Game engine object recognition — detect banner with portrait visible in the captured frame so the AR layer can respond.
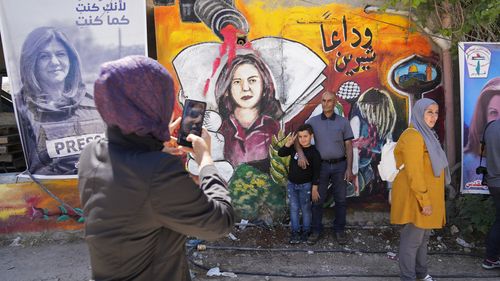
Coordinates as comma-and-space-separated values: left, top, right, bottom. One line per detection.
459, 42, 500, 194
0, 0, 147, 178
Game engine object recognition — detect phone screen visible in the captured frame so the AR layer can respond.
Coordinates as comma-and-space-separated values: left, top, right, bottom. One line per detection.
177, 99, 206, 147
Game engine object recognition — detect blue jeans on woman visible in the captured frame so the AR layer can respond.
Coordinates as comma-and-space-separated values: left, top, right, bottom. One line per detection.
287, 181, 312, 233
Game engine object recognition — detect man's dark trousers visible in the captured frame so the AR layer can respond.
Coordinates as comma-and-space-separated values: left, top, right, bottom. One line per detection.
311, 160, 347, 234
486, 186, 500, 260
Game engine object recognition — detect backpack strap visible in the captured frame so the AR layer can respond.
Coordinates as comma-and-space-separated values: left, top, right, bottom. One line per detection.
397, 127, 419, 171
479, 120, 495, 167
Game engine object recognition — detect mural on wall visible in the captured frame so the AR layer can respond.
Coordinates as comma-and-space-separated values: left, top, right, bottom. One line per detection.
0, 180, 82, 233
389, 55, 442, 114
349, 88, 397, 195
154, 0, 445, 221
0, 1, 448, 234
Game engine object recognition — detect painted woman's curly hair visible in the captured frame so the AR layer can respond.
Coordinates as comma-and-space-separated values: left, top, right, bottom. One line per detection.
357, 88, 397, 140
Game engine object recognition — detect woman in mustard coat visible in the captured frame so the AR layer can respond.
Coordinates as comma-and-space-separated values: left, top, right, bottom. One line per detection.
391, 98, 450, 281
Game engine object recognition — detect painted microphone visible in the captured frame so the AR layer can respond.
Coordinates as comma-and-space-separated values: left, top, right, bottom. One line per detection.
194, 0, 249, 41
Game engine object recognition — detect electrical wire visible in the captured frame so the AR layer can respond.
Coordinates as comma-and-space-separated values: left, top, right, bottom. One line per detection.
186, 240, 500, 279
194, 244, 483, 257
25, 171, 83, 218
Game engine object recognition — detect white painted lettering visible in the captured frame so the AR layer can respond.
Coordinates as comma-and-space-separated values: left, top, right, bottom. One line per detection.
46, 133, 105, 158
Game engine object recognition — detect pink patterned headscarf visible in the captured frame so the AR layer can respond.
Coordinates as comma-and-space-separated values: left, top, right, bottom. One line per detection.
94, 56, 175, 142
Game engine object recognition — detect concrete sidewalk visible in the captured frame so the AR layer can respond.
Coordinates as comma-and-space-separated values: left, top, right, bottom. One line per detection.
1, 229, 500, 281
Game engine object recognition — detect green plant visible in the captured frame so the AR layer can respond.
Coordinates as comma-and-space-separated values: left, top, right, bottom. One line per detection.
382, 0, 499, 54
447, 194, 495, 239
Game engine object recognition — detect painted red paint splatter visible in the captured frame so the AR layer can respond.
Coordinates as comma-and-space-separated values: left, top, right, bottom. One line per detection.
25, 195, 43, 219
203, 24, 253, 96
25, 195, 41, 207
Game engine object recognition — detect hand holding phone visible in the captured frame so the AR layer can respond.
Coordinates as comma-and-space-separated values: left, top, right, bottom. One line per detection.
178, 128, 213, 170
177, 99, 206, 148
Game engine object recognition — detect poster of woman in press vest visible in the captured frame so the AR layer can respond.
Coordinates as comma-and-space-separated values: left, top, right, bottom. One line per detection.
0, 0, 148, 178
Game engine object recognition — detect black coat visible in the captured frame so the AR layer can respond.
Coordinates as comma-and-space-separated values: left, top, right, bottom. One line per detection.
78, 127, 234, 281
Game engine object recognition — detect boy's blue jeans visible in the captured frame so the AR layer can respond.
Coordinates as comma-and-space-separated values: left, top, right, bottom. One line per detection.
287, 181, 312, 233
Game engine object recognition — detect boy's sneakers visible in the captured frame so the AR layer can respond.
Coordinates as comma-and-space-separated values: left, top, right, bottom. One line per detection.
482, 258, 500, 269
289, 232, 301, 244
417, 274, 435, 281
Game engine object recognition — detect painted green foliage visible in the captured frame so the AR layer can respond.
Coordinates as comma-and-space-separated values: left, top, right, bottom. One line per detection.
269, 129, 290, 187
229, 163, 286, 222
227, 129, 292, 223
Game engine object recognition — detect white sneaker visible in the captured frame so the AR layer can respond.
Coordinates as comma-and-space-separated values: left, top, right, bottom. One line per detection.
482, 258, 500, 269
418, 275, 435, 281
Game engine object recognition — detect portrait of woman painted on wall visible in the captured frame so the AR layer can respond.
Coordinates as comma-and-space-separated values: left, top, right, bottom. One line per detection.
215, 52, 283, 171
15, 27, 104, 176
463, 77, 500, 187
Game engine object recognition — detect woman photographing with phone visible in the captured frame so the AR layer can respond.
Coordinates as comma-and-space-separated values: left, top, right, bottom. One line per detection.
78, 56, 234, 281
390, 98, 450, 281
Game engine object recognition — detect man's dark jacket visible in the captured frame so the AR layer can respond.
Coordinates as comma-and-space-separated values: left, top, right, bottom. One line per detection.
78, 127, 234, 281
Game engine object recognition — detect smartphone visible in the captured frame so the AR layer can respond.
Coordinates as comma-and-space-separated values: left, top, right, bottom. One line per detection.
177, 99, 206, 147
